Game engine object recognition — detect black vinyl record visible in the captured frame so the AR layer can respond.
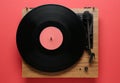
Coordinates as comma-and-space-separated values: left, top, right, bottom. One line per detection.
16, 4, 85, 72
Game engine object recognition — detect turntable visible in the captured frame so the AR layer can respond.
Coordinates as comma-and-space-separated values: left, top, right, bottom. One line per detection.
16, 4, 98, 78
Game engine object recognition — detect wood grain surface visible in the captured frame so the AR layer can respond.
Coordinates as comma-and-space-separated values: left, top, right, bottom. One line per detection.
22, 8, 98, 78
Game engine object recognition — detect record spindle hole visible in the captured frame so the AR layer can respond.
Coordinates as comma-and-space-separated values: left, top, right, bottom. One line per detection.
50, 37, 53, 41
39, 26, 63, 50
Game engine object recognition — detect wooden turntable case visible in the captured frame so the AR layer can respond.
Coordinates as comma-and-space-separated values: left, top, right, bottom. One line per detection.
22, 7, 98, 78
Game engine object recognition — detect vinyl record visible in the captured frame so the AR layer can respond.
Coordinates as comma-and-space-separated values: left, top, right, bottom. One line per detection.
16, 4, 85, 72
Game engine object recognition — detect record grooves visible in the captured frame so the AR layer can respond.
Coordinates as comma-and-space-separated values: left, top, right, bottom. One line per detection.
16, 4, 86, 72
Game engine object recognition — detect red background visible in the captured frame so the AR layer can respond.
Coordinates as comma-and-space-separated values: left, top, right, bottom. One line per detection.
0, 0, 120, 83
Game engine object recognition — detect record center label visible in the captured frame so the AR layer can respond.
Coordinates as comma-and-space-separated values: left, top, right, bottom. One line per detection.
39, 26, 63, 50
